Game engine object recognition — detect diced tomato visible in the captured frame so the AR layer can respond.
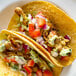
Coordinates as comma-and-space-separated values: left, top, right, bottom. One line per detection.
60, 56, 69, 61
29, 23, 35, 37
24, 49, 28, 54
19, 26, 24, 32
28, 60, 35, 67
29, 23, 41, 38
43, 70, 53, 76
30, 29, 41, 38
37, 18, 46, 28
29, 23, 35, 33
24, 65, 32, 74
10, 58, 17, 64
28, 73, 32, 76
36, 69, 42, 76
47, 47, 52, 53
4, 57, 10, 63
4, 57, 17, 64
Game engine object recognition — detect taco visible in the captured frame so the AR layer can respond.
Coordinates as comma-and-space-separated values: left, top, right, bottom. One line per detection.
0, 29, 62, 76
8, 1, 76, 67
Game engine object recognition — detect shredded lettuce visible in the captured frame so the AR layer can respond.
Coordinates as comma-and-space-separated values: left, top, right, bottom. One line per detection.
0, 44, 5, 52
0, 40, 9, 52
6, 56, 27, 71
30, 50, 51, 70
30, 50, 41, 63
22, 24, 28, 31
17, 23, 21, 27
10, 63, 19, 70
15, 56, 27, 65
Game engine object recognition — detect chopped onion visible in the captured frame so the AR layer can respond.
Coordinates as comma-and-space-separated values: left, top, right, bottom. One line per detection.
15, 56, 26, 65
19, 64, 22, 69
35, 23, 39, 29
43, 24, 50, 30
32, 18, 36, 24
36, 14, 45, 19
40, 40, 44, 45
64, 35, 71, 40
36, 37, 43, 42
28, 14, 33, 20
20, 15, 23, 22
51, 51, 58, 57
17, 59, 25, 65
23, 44, 28, 49
1, 40, 7, 44
43, 24, 47, 30
36, 37, 47, 48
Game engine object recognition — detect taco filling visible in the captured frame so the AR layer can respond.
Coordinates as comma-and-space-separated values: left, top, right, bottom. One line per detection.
15, 7, 72, 62
0, 33, 53, 76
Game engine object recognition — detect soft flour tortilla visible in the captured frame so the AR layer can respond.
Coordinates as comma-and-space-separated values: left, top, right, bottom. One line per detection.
1, 29, 62, 76
8, 1, 76, 67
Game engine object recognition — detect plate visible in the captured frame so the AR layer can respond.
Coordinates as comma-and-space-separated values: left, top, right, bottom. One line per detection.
0, 0, 76, 76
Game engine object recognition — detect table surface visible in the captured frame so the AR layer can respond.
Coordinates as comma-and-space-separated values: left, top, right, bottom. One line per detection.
0, 0, 76, 76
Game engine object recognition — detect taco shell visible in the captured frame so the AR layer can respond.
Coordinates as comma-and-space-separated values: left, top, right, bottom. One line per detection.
8, 1, 76, 67
0, 29, 62, 76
